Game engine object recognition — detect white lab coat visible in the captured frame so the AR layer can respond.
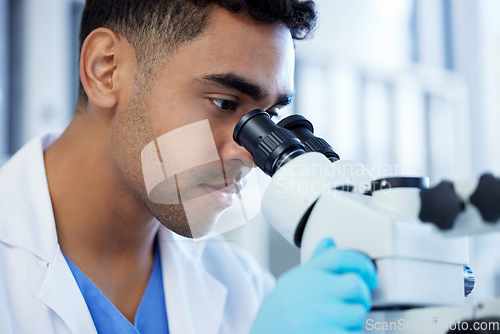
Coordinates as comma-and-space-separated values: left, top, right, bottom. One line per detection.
0, 133, 274, 334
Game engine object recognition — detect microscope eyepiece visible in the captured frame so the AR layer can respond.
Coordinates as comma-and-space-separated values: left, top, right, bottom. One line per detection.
233, 110, 306, 176
278, 115, 340, 162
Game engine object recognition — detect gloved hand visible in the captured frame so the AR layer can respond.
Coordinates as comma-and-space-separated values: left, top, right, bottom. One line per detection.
250, 238, 378, 334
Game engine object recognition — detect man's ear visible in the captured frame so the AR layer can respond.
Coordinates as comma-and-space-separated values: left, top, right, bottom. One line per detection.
80, 28, 134, 109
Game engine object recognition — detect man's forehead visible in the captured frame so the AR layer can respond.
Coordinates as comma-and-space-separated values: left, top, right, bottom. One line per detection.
154, 5, 295, 100
199, 5, 295, 54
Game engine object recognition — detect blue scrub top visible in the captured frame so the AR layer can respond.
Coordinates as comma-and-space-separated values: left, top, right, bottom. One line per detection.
63, 240, 169, 334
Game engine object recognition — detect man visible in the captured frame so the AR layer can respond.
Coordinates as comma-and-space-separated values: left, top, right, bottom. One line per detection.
0, 1, 377, 333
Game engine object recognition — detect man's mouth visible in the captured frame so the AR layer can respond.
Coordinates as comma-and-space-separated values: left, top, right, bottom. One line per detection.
206, 179, 243, 190
200, 181, 241, 208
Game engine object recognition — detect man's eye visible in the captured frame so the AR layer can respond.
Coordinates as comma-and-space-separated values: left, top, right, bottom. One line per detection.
267, 111, 278, 119
265, 109, 279, 119
210, 98, 237, 111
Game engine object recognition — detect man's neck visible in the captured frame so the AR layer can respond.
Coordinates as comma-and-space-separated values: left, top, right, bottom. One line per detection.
44, 112, 159, 320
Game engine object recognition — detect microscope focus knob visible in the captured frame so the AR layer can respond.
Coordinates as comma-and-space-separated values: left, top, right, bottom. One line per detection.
419, 181, 465, 230
469, 173, 500, 223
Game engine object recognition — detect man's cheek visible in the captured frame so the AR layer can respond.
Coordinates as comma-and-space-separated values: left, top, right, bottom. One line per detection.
140, 119, 222, 204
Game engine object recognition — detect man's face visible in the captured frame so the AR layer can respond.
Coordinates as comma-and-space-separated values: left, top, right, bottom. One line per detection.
109, 6, 295, 238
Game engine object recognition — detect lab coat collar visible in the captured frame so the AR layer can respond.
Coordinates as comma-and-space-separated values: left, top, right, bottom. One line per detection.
38, 248, 97, 334
158, 225, 209, 263
0, 133, 98, 333
158, 227, 228, 334
0, 134, 60, 263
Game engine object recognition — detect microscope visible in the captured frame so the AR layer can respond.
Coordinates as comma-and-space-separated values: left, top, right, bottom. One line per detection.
233, 110, 500, 334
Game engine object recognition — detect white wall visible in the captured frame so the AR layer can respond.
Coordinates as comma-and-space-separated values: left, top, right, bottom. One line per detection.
477, 0, 500, 174
293, 0, 475, 183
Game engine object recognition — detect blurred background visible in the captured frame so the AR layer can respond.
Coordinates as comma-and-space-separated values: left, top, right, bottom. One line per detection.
1, 0, 499, 302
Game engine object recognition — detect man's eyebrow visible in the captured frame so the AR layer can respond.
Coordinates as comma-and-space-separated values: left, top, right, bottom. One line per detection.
200, 73, 267, 101
199, 73, 294, 106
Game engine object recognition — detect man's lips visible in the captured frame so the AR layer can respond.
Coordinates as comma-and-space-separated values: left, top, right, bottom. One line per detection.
201, 182, 241, 208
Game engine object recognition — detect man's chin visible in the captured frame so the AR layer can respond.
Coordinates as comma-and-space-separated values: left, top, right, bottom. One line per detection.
154, 207, 221, 239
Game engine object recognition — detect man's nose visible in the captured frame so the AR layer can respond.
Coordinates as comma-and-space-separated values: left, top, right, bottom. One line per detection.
219, 137, 256, 169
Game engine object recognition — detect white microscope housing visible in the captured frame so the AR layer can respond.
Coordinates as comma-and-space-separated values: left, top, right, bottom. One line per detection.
233, 110, 500, 332
262, 152, 469, 308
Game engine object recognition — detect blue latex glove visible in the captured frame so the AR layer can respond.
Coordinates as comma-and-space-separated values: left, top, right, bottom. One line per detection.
250, 238, 378, 334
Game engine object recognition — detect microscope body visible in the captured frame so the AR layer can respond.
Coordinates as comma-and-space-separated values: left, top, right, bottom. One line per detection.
233, 110, 500, 333
261, 152, 469, 308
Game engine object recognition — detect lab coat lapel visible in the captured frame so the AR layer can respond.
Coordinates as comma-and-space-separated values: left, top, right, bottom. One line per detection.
0, 135, 96, 333
0, 134, 60, 261
38, 249, 97, 334
158, 228, 228, 334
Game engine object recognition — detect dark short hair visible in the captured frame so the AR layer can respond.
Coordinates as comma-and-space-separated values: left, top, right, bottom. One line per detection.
77, 0, 317, 103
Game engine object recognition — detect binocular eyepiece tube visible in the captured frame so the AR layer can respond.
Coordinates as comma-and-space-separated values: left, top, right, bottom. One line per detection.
233, 109, 340, 176
277, 115, 340, 163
